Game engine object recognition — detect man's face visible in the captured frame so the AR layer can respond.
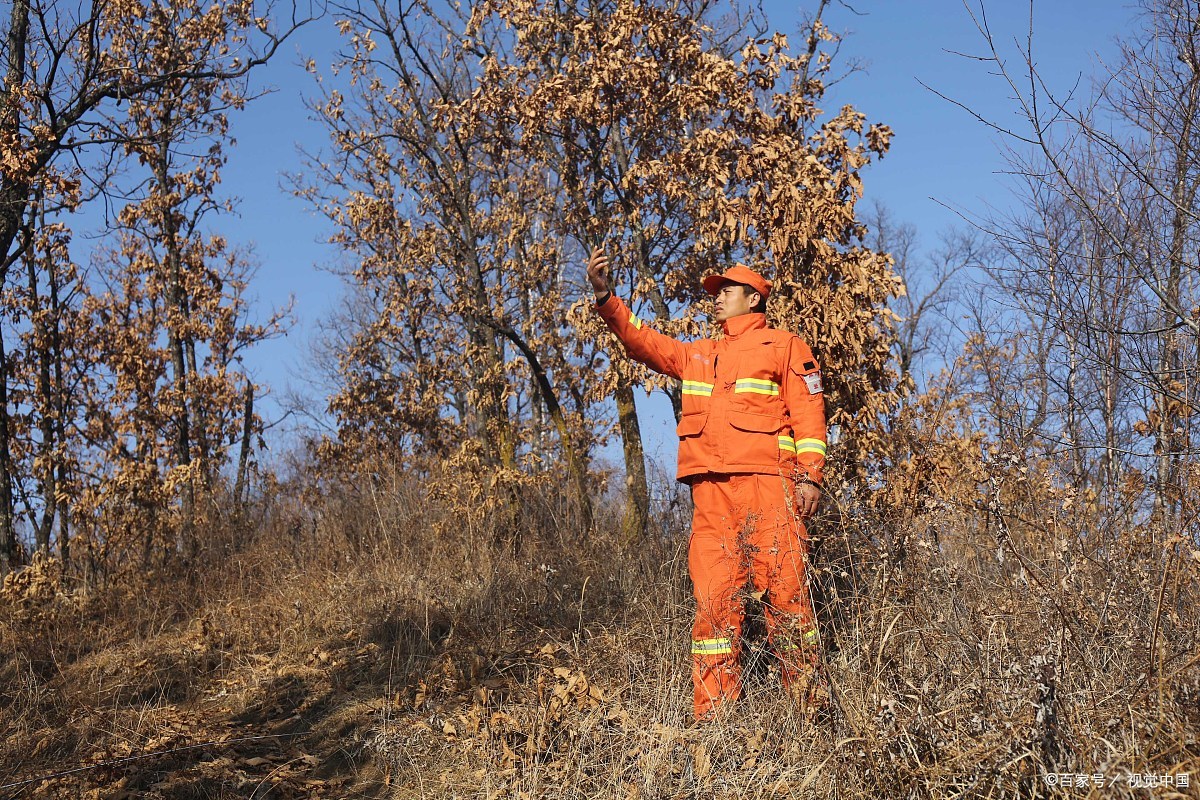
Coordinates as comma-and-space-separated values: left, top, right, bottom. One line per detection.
714, 283, 759, 323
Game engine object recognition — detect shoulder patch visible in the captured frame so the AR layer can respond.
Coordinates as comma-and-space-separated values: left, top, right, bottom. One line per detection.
802, 360, 816, 372
803, 372, 823, 395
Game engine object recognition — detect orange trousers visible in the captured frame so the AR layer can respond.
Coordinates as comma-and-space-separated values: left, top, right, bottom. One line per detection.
688, 473, 817, 718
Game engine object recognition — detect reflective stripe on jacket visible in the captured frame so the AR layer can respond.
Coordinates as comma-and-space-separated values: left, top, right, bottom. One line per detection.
596, 294, 826, 484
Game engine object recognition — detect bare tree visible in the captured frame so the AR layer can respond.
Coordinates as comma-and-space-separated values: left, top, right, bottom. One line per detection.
863, 201, 980, 394
943, 0, 1200, 525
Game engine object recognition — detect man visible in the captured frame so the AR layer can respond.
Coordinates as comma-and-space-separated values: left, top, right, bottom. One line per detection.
586, 247, 827, 720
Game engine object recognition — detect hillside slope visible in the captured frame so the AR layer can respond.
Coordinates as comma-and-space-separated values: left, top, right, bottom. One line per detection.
2, 476, 1198, 798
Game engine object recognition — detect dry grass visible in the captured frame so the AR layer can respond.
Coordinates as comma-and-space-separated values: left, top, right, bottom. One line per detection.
1, 460, 1198, 799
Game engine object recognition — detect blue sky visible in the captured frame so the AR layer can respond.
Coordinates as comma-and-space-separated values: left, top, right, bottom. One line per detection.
207, 0, 1131, 472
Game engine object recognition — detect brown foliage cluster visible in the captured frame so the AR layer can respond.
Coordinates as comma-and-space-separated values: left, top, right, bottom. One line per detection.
306, 0, 901, 502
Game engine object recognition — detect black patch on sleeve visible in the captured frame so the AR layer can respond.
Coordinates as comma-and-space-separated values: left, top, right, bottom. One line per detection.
803, 360, 816, 371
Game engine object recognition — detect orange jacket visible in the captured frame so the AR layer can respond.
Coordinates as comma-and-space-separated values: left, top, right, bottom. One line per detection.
597, 294, 827, 484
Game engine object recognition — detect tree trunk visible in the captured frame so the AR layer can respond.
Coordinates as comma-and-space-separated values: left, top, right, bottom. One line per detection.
493, 320, 593, 527
234, 381, 254, 507
0, 323, 14, 575
1102, 277, 1122, 497
615, 381, 649, 541
0, 0, 30, 275
1153, 39, 1200, 527
156, 126, 195, 557
0, 0, 29, 576
49, 242, 70, 565
185, 337, 212, 492
458, 216, 516, 469
26, 209, 55, 554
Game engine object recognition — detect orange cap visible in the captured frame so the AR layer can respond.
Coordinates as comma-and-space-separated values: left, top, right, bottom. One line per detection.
702, 264, 772, 299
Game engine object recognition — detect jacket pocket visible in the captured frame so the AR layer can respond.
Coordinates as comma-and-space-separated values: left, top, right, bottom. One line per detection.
728, 410, 782, 434
726, 410, 783, 468
676, 412, 709, 438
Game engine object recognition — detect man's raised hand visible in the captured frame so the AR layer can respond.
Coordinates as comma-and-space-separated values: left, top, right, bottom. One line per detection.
586, 247, 610, 298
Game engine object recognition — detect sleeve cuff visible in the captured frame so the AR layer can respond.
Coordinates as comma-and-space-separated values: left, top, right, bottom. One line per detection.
792, 464, 823, 486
